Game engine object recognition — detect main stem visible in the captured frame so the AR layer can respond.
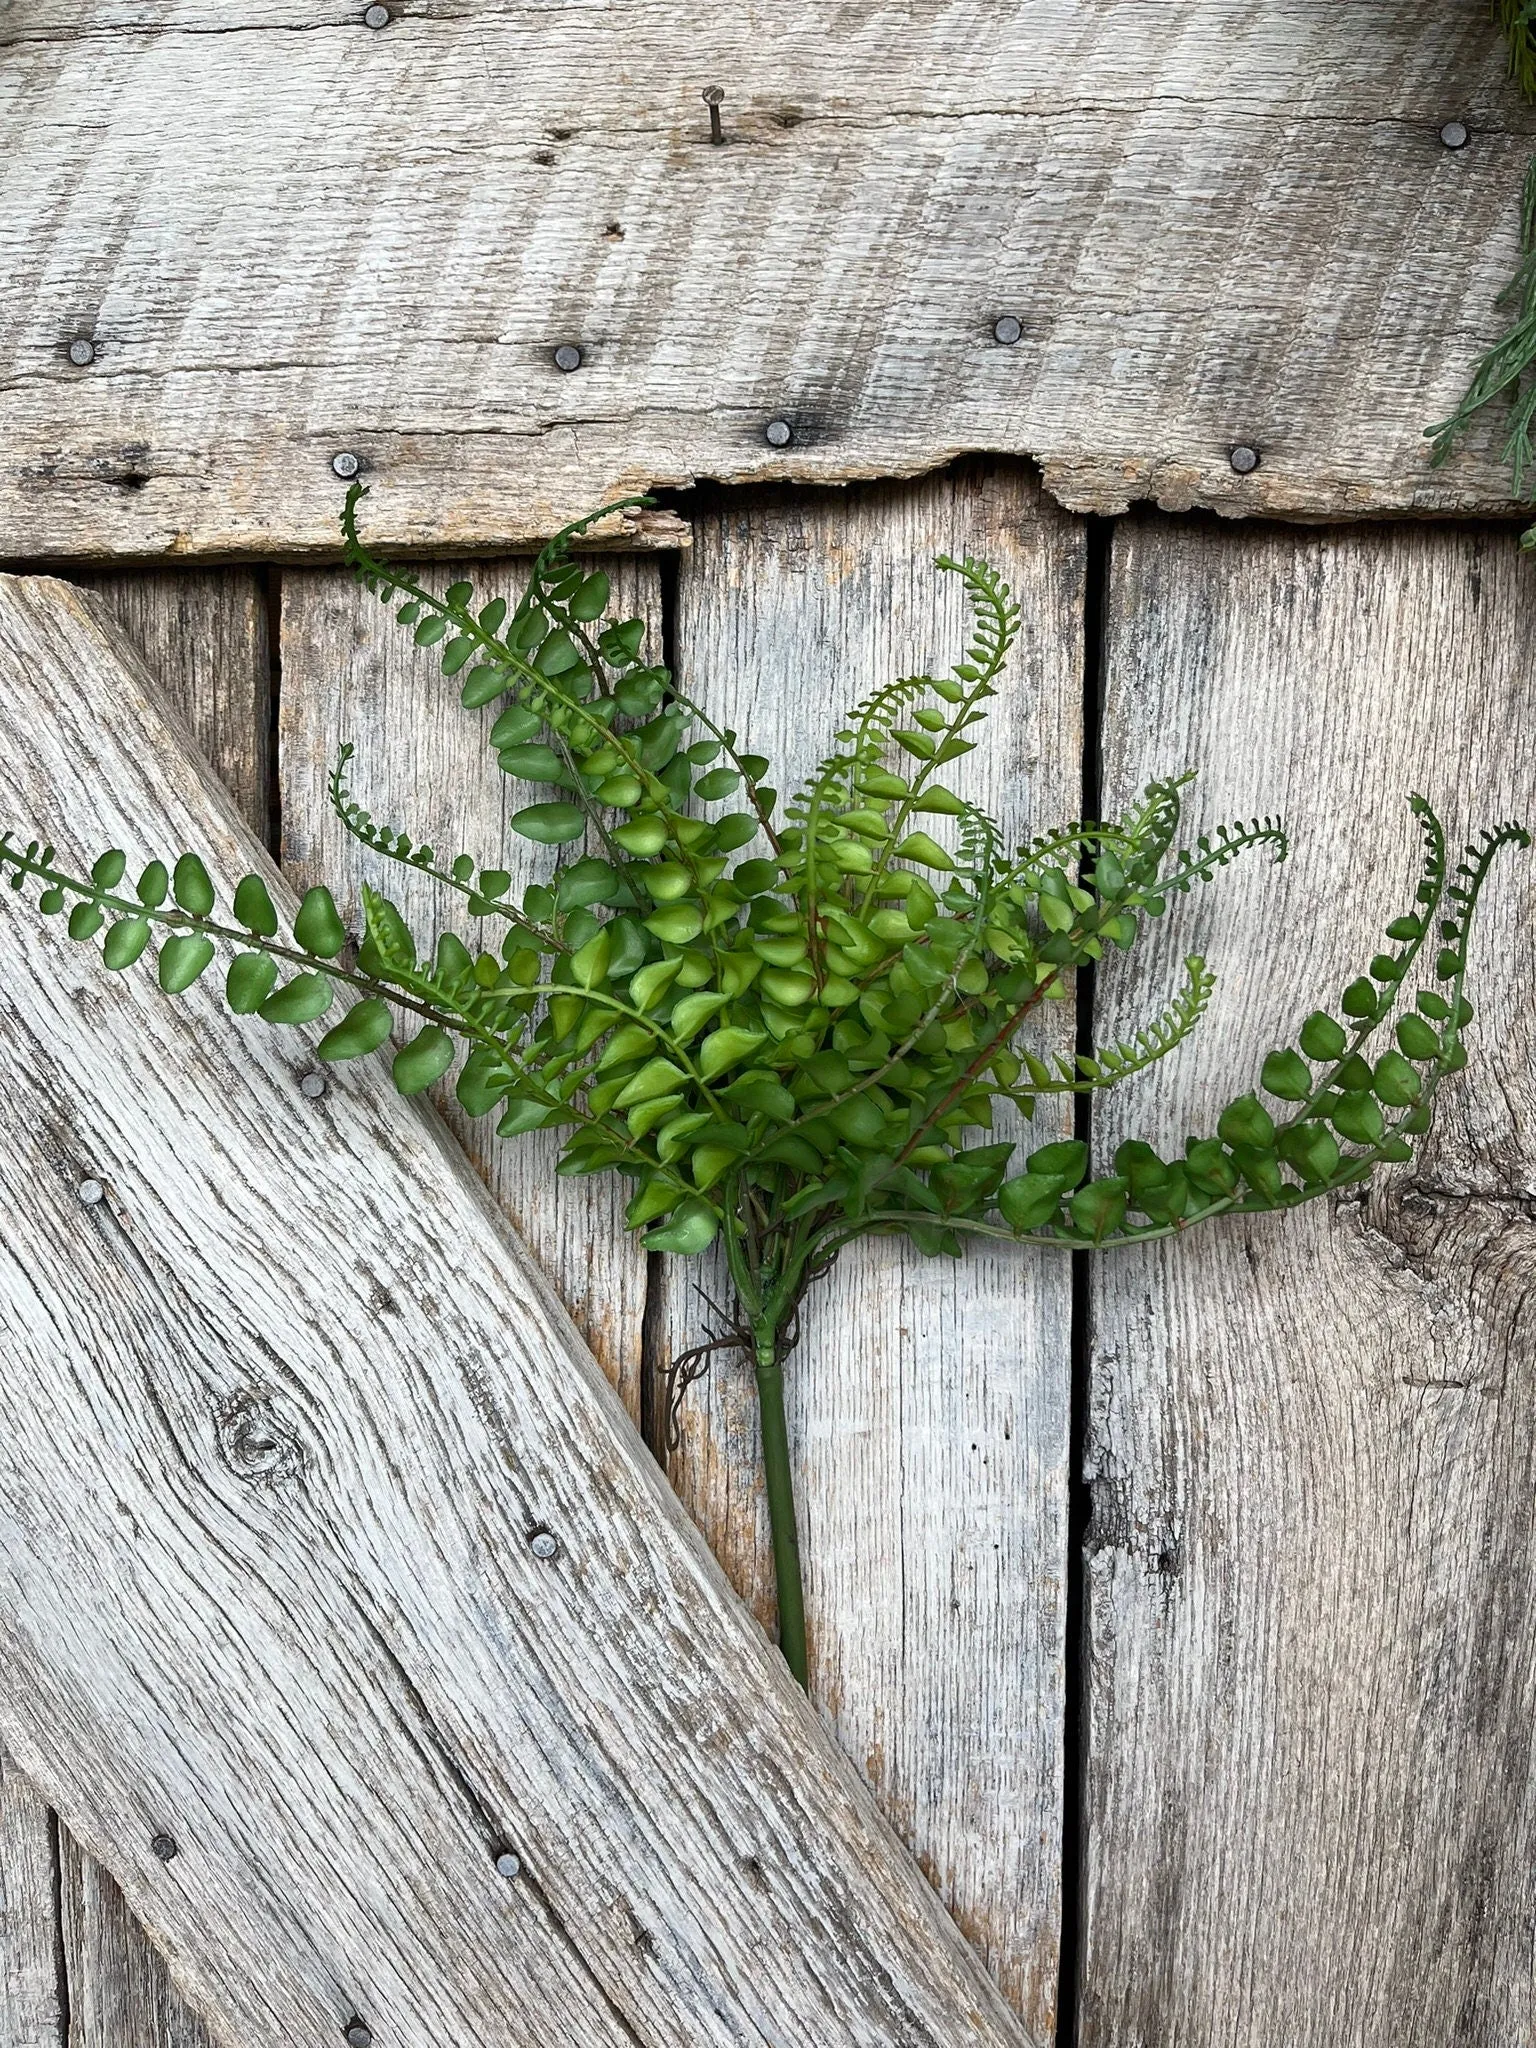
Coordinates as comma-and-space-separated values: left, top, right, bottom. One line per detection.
752, 1315, 809, 1689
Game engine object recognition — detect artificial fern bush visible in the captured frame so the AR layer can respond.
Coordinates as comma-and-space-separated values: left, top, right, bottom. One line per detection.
0, 492, 1526, 1686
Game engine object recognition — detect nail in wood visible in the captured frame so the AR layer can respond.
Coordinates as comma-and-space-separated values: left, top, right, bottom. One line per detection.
703, 86, 725, 144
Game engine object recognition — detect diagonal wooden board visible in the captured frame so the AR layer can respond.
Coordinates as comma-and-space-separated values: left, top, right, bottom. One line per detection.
0, 575, 1036, 2048
2, 2, 1534, 556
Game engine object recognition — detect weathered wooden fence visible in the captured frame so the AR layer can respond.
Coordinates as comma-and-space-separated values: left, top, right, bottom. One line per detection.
3, 3, 1535, 2045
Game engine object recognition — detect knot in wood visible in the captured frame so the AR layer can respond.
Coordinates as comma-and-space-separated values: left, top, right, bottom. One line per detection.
214, 1390, 306, 1488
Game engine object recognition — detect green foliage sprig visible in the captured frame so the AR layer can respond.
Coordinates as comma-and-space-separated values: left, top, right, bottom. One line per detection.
0, 491, 1525, 1685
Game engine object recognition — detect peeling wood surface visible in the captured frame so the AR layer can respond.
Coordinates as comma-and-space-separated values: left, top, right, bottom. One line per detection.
1084, 519, 1536, 2046
278, 555, 658, 1415
0, 574, 1035, 2048
0, 1756, 60, 2048
2, 2, 1534, 555
658, 468, 1080, 2035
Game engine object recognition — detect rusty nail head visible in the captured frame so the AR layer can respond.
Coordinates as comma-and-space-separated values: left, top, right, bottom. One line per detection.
765, 418, 792, 448
363, 3, 391, 23
495, 1849, 522, 1878
992, 314, 1022, 346
150, 1832, 178, 1862
553, 343, 583, 372
77, 1178, 105, 1207
331, 450, 362, 479
528, 1528, 560, 1560
300, 1072, 328, 1100
1439, 120, 1469, 150
1229, 443, 1260, 475
67, 337, 96, 366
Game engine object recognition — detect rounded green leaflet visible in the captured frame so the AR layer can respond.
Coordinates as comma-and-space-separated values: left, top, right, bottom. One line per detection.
1216, 1093, 1276, 1150
226, 952, 278, 1013
1260, 1048, 1312, 1101
698, 1025, 766, 1080
1396, 1013, 1440, 1060
498, 1097, 552, 1137
644, 1196, 719, 1256
158, 934, 216, 994
830, 1095, 884, 1145
1299, 1010, 1347, 1061
510, 802, 586, 845
489, 703, 541, 748
998, 1171, 1065, 1231
1331, 1093, 1385, 1145
233, 873, 280, 937
1231, 1144, 1283, 1203
294, 886, 348, 959
462, 664, 511, 709
626, 1176, 681, 1229
37, 888, 65, 915
259, 974, 334, 1025
568, 569, 610, 621
695, 767, 740, 802
393, 1025, 456, 1095
317, 999, 394, 1062
1026, 1138, 1088, 1187
646, 903, 705, 946
1341, 976, 1378, 1018
570, 928, 611, 990
614, 816, 668, 856
91, 849, 127, 889
891, 831, 955, 872
500, 742, 568, 783
172, 854, 216, 916
136, 861, 169, 909
1372, 1051, 1421, 1106
102, 917, 151, 971
68, 902, 105, 942
1279, 1120, 1340, 1184
1070, 1176, 1128, 1241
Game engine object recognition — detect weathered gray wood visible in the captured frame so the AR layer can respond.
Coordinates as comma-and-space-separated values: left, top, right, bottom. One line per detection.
0, 574, 1036, 2048
2, 4, 1532, 555
659, 468, 1080, 2034
279, 556, 658, 1414
1084, 519, 1536, 2046
60, 1842, 216, 2048
0, 1755, 60, 2048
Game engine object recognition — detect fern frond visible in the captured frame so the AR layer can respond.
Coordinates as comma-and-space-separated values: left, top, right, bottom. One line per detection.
1021, 955, 1216, 1094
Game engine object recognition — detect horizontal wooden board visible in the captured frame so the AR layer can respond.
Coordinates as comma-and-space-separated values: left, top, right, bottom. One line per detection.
2, 3, 1533, 554
659, 469, 1080, 2036
0, 574, 1034, 2048
1083, 519, 1536, 2046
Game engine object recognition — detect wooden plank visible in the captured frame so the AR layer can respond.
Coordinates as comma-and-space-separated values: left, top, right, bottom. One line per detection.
0, 574, 1035, 2048
59, 1843, 216, 2048
278, 555, 657, 1415
1083, 519, 1536, 2045
0, 1754, 61, 2048
2, 5, 1533, 556
658, 468, 1081, 2035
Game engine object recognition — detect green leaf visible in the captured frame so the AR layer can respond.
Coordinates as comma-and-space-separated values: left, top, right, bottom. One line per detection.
226, 951, 279, 1013
1217, 1093, 1276, 1150
1372, 1051, 1421, 1106
892, 831, 955, 871
569, 570, 610, 621
998, 1172, 1064, 1231
158, 934, 216, 994
614, 816, 669, 856
644, 1197, 719, 1256
615, 1057, 690, 1108
1278, 1121, 1340, 1184
102, 918, 151, 970
699, 1025, 766, 1080
645, 903, 704, 945
570, 928, 611, 989
1331, 1093, 1385, 1145
393, 1025, 456, 1095
91, 850, 127, 889
510, 802, 587, 845
489, 704, 541, 748
499, 743, 570, 784
294, 885, 348, 958
671, 991, 728, 1042
1341, 977, 1378, 1018
1070, 1176, 1128, 1241
233, 874, 280, 937
1185, 1138, 1238, 1195
1395, 1014, 1440, 1061
695, 768, 740, 801
1260, 1049, 1312, 1101
172, 854, 216, 916
1026, 1138, 1088, 1187
136, 861, 169, 909
498, 1098, 553, 1137
68, 902, 105, 942
259, 973, 334, 1025
1298, 1011, 1347, 1061
317, 999, 394, 1062
911, 785, 965, 816
631, 957, 683, 1011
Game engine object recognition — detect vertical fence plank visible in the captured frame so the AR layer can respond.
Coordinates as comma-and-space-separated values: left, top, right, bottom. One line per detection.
657, 467, 1083, 2033
278, 557, 659, 1417
11, 568, 272, 2048
1, 1754, 60, 2048
1085, 520, 1536, 2047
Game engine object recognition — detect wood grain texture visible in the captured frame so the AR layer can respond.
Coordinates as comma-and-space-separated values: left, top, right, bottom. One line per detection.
278, 555, 656, 1414
1083, 518, 1536, 2046
658, 468, 1081, 2035
0, 1755, 61, 2048
60, 1843, 215, 2048
0, 574, 1036, 2048
2, 2, 1533, 555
